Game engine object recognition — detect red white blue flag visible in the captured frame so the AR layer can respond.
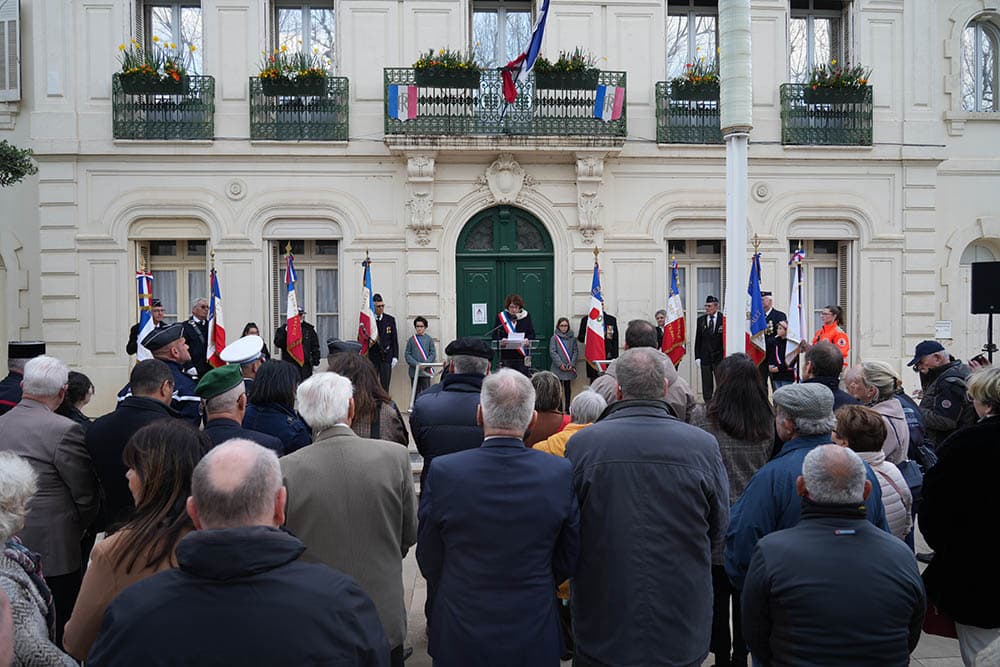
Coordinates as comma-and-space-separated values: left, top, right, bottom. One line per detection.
502, 0, 551, 103
593, 85, 624, 121
585, 259, 606, 370
745, 253, 767, 365
135, 270, 155, 361
358, 256, 377, 355
388, 85, 418, 121
207, 267, 226, 368
662, 259, 686, 365
285, 252, 305, 366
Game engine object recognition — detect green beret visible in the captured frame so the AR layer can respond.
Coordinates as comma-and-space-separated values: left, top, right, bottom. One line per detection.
195, 364, 245, 399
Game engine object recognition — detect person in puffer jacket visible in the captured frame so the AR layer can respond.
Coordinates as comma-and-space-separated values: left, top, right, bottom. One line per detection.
834, 405, 912, 541
845, 361, 911, 464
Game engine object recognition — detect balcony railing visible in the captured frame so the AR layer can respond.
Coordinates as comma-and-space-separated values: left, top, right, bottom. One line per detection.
654, 81, 723, 144
112, 74, 215, 140
383, 68, 627, 138
249, 77, 349, 141
780, 83, 873, 146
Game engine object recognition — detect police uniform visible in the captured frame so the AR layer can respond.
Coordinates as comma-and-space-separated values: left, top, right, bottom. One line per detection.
117, 324, 201, 426
220, 335, 265, 399
0, 341, 46, 415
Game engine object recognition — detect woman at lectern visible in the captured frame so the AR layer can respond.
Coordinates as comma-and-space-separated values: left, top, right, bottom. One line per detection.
493, 293, 536, 376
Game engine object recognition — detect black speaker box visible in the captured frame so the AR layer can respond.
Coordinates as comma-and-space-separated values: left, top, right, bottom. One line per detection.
971, 261, 1000, 313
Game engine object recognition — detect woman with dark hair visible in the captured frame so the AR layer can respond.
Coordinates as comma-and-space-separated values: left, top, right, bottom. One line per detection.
326, 352, 409, 447
404, 316, 436, 398
492, 293, 536, 376
55, 371, 94, 430
549, 317, 578, 412
241, 322, 271, 361
525, 371, 570, 447
63, 421, 210, 660
243, 360, 312, 454
690, 352, 773, 667
811, 304, 850, 363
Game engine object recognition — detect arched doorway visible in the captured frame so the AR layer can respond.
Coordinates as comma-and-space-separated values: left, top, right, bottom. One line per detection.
456, 206, 554, 371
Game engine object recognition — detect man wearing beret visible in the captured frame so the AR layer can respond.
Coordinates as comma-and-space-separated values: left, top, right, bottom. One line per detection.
0, 341, 46, 415
197, 365, 285, 454
694, 296, 725, 401
117, 323, 201, 427
125, 298, 167, 357
725, 383, 890, 593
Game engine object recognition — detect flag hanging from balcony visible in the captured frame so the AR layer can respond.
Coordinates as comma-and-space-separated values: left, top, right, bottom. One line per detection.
661, 259, 686, 365
285, 250, 305, 367
501, 0, 551, 103
786, 247, 807, 367
593, 85, 624, 121
358, 255, 378, 355
584, 255, 606, 371
135, 270, 155, 361
745, 253, 767, 365
206, 264, 226, 368
388, 85, 418, 121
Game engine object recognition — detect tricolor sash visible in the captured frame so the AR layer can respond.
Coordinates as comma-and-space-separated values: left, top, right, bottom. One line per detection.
555, 335, 573, 365
499, 311, 527, 357
412, 335, 434, 375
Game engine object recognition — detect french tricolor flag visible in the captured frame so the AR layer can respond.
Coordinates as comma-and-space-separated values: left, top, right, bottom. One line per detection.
593, 85, 624, 122
388, 85, 418, 121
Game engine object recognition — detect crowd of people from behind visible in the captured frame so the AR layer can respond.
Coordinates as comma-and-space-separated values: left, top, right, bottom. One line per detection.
0, 286, 998, 666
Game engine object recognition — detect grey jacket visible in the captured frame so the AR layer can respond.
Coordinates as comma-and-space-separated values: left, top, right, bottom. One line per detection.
0, 399, 99, 575
0, 553, 77, 666
566, 400, 730, 667
280, 424, 417, 649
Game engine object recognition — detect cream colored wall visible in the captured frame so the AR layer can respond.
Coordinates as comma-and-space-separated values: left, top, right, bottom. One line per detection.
1, 0, 998, 411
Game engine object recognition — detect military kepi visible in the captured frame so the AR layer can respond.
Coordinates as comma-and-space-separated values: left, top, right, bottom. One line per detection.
7, 341, 46, 359
195, 364, 245, 399
220, 335, 264, 365
141, 322, 185, 352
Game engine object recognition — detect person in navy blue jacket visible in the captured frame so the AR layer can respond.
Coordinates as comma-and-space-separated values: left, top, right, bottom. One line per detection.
243, 360, 311, 455
417, 369, 580, 667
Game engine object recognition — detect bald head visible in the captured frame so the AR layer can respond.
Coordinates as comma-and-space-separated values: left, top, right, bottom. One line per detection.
188, 439, 285, 529
799, 444, 870, 505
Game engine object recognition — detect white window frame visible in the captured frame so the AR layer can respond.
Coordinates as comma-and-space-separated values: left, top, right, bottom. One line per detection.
273, 0, 336, 71
471, 0, 533, 69
789, 0, 848, 83
141, 239, 209, 325
142, 1, 203, 74
963, 16, 1000, 112
788, 239, 851, 341
666, 0, 719, 81
271, 240, 340, 352
0, 0, 21, 102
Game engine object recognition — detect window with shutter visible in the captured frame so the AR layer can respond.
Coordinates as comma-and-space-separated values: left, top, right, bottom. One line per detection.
0, 0, 21, 103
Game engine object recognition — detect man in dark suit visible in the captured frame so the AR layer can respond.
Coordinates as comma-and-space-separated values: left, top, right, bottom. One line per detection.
274, 309, 322, 381
182, 297, 211, 378
367, 293, 399, 391
125, 298, 167, 357
117, 323, 201, 427
0, 355, 99, 646
759, 291, 787, 385
0, 341, 46, 415
577, 311, 619, 381
196, 365, 284, 454
87, 359, 181, 528
694, 295, 725, 401
417, 368, 580, 666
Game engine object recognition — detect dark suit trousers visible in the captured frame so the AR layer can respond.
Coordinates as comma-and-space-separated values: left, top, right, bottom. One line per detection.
376, 360, 392, 391
46, 569, 82, 649
701, 362, 717, 402
711, 563, 747, 665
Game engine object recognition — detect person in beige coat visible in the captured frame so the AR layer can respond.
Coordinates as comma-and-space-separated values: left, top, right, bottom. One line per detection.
280, 371, 417, 667
0, 355, 99, 646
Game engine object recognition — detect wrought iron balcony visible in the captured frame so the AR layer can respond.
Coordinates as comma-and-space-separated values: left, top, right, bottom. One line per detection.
249, 77, 349, 141
112, 74, 215, 140
383, 68, 627, 138
655, 81, 723, 144
780, 83, 873, 146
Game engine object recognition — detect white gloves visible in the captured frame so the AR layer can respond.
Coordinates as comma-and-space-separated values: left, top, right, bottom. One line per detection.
391, 357, 398, 369
695, 358, 701, 367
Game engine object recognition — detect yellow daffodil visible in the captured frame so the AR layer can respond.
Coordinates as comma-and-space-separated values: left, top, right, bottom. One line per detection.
152, 35, 159, 43
280, 44, 288, 52
831, 59, 837, 65
189, 44, 197, 52
118, 44, 126, 51
313, 47, 318, 53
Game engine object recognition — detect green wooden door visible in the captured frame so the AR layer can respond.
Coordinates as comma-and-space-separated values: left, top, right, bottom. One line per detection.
456, 206, 554, 371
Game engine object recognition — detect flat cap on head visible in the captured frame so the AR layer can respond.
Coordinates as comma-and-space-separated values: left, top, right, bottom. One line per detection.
141, 322, 185, 351
220, 335, 264, 365
195, 364, 245, 399
445, 337, 492, 360
772, 382, 834, 420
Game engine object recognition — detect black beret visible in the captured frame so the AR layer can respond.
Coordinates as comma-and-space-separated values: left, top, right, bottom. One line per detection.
327, 337, 363, 354
7, 341, 46, 359
705, 295, 719, 304
760, 291, 772, 297
444, 337, 492, 360
141, 322, 184, 351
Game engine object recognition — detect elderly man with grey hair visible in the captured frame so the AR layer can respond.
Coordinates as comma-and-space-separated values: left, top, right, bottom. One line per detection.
87, 439, 389, 666
534, 390, 606, 458
0, 355, 98, 647
281, 372, 416, 667
418, 369, 579, 666
741, 445, 925, 665
182, 296, 211, 379
725, 383, 891, 593
566, 347, 729, 666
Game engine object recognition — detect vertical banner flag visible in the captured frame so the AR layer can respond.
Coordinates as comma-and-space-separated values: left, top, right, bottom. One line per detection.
387, 85, 418, 121
358, 255, 378, 355
593, 84, 625, 122
285, 249, 305, 366
135, 270, 155, 361
745, 253, 767, 365
662, 259, 686, 364
786, 247, 806, 366
206, 265, 226, 368
501, 0, 551, 103
585, 256, 606, 370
